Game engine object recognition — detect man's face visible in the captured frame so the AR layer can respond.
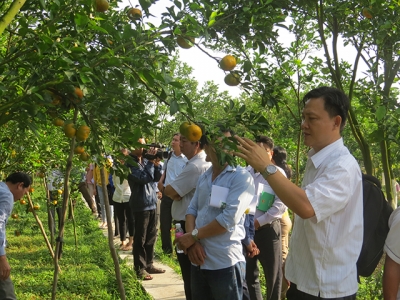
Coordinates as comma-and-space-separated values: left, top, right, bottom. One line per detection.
180, 136, 197, 159
14, 183, 29, 201
171, 135, 180, 152
131, 138, 145, 157
301, 97, 339, 152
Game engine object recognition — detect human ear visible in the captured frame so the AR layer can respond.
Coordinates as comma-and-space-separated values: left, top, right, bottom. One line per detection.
334, 115, 342, 129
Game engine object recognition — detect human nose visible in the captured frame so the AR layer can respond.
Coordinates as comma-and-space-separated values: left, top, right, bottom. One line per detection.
301, 118, 307, 130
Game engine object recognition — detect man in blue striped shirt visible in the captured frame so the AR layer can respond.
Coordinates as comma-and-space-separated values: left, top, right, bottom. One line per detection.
175, 132, 255, 300
0, 172, 31, 299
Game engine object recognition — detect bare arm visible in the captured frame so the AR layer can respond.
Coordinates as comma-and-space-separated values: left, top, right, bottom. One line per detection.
164, 184, 182, 200
383, 255, 400, 300
234, 136, 315, 219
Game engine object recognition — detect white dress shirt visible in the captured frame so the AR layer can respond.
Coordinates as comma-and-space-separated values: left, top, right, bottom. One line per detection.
246, 166, 287, 226
285, 138, 363, 298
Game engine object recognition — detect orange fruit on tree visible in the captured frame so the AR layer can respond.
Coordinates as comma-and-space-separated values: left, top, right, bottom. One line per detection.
74, 146, 85, 154
52, 200, 58, 205
74, 87, 84, 99
177, 36, 195, 49
29, 187, 34, 193
76, 125, 90, 141
95, 0, 109, 12
362, 8, 373, 19
179, 121, 191, 136
57, 189, 63, 195
80, 152, 90, 161
33, 204, 40, 210
11, 213, 18, 219
19, 199, 27, 205
52, 96, 61, 105
53, 118, 64, 126
220, 55, 237, 71
127, 7, 142, 20
186, 124, 202, 142
64, 123, 76, 138
224, 73, 241, 86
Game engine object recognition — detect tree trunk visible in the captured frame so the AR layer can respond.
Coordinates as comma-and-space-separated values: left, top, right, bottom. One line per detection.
100, 168, 126, 300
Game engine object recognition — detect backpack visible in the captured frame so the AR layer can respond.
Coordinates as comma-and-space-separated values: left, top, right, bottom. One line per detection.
356, 174, 394, 278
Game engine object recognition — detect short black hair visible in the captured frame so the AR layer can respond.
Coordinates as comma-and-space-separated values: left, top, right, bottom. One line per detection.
255, 135, 274, 150
6, 172, 32, 187
302, 86, 349, 132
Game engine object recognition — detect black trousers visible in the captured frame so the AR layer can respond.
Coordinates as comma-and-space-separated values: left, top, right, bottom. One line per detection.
114, 202, 135, 241
160, 194, 174, 254
287, 283, 357, 300
133, 209, 157, 274
175, 220, 192, 300
246, 220, 282, 300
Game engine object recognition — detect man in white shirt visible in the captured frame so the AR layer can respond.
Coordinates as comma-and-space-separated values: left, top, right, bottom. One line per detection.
235, 86, 363, 299
157, 133, 187, 254
383, 207, 400, 300
164, 134, 211, 300
246, 136, 287, 300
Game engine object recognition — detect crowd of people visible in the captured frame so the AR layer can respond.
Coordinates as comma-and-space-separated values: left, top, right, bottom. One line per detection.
1, 86, 400, 300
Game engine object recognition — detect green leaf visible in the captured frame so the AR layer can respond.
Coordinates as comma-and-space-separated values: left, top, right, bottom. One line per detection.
197, 116, 211, 125
169, 81, 183, 88
376, 106, 386, 121
243, 61, 252, 72
106, 57, 122, 67
170, 100, 179, 115
88, 24, 108, 34
142, 70, 155, 87
79, 73, 91, 84
74, 13, 89, 26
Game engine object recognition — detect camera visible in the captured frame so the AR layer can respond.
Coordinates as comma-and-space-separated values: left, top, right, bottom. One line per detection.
143, 143, 169, 160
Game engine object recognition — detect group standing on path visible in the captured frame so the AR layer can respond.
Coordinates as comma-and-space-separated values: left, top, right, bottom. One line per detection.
3, 86, 400, 300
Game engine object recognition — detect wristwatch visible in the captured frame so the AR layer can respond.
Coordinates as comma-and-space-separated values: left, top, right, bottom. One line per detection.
261, 164, 277, 178
191, 229, 200, 241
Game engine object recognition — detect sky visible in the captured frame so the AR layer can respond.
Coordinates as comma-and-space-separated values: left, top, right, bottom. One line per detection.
118, 0, 364, 98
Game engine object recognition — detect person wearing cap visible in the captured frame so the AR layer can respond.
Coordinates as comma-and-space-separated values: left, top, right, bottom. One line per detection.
164, 132, 211, 300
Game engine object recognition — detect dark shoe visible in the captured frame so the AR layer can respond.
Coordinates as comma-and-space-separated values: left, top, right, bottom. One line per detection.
137, 270, 153, 280
146, 266, 165, 274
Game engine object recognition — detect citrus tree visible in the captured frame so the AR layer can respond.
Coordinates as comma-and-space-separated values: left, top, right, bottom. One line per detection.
155, 0, 400, 206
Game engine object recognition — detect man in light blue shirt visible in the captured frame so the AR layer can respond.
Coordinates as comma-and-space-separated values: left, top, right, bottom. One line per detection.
175, 132, 254, 300
0, 172, 31, 299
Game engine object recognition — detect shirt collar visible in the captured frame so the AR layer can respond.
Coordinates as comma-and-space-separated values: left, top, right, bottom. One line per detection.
171, 151, 184, 159
308, 138, 344, 168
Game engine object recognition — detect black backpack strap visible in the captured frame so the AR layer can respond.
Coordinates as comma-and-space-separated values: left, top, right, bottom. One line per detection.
362, 174, 382, 188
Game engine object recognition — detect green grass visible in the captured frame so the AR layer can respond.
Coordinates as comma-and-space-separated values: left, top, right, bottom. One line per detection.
7, 186, 151, 300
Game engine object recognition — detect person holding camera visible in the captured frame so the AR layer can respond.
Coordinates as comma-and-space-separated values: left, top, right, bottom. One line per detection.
157, 133, 188, 254
127, 138, 164, 281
